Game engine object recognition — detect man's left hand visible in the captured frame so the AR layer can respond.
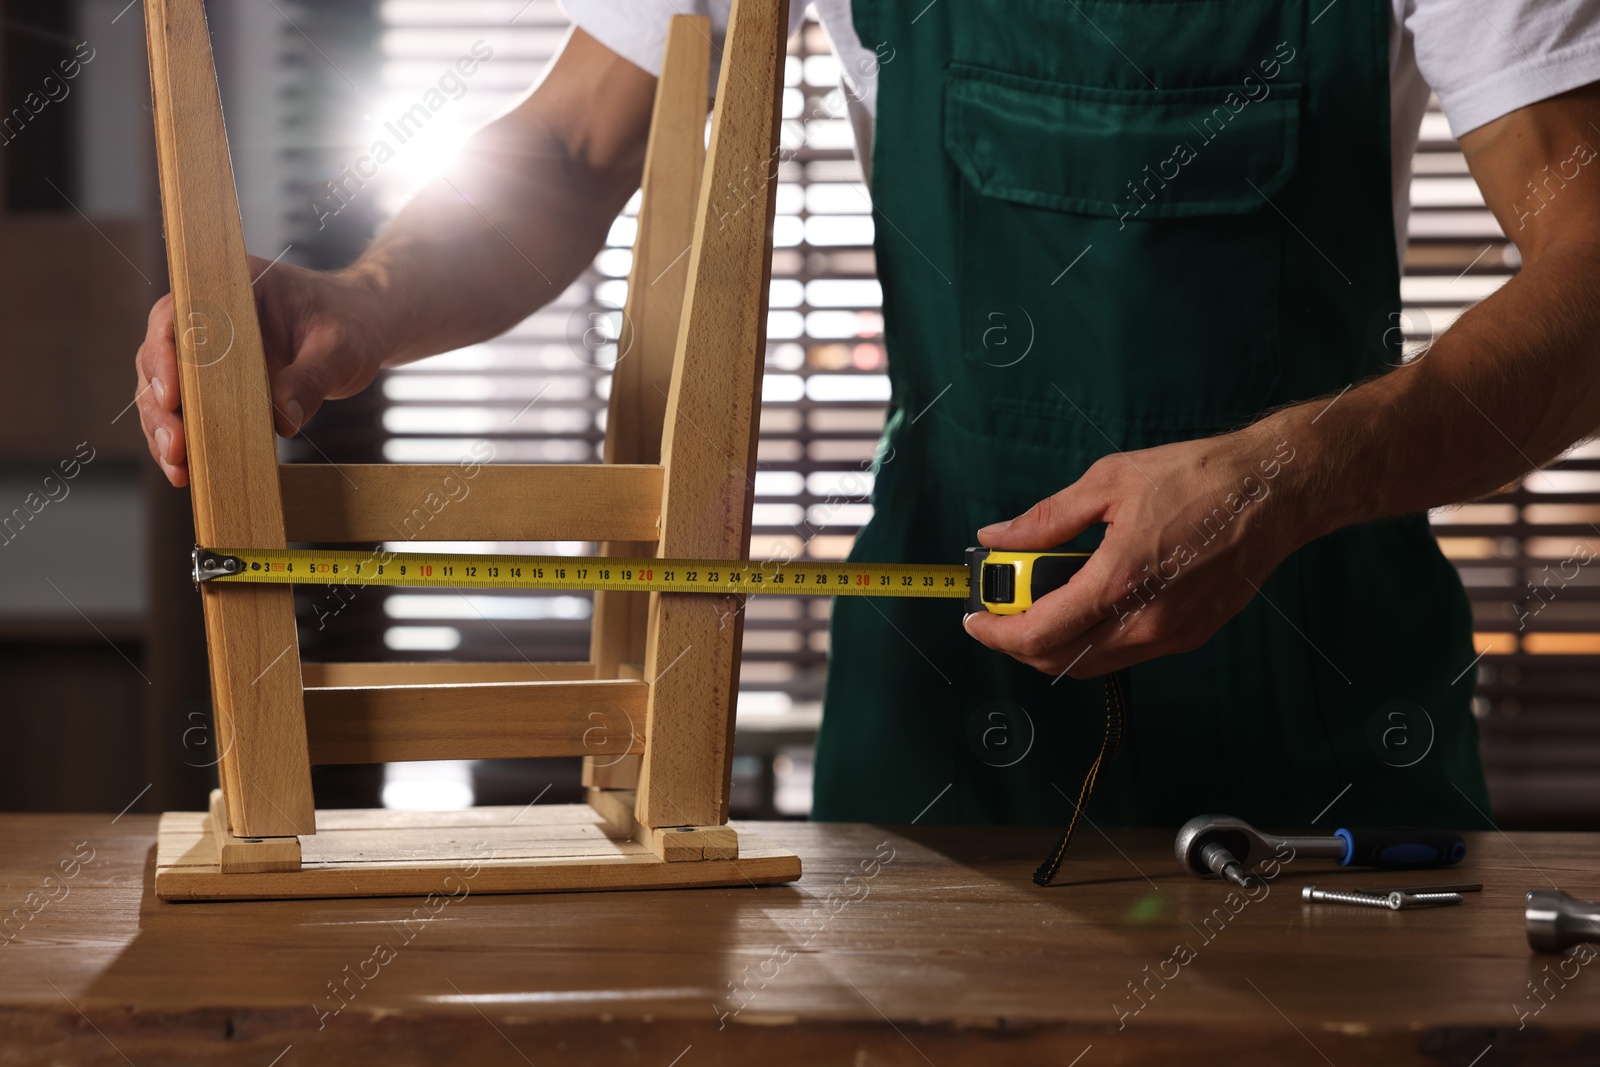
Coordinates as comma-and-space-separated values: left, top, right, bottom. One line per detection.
962, 426, 1306, 678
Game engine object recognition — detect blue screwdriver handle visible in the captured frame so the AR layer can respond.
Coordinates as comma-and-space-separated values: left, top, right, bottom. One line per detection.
1335, 827, 1466, 869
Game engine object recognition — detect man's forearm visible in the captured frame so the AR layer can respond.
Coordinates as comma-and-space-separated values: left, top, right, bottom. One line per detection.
1262, 236, 1600, 546
341, 116, 641, 368
1264, 85, 1600, 548
334, 28, 655, 368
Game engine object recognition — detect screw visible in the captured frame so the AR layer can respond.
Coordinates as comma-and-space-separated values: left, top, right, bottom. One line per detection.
1303, 884, 1403, 909
1302, 885, 1465, 910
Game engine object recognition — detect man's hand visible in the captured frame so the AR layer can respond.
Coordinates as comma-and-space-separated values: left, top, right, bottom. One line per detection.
133, 27, 657, 488
963, 428, 1304, 678
134, 257, 388, 486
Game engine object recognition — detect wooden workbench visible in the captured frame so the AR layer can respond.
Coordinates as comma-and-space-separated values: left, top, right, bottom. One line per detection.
0, 815, 1596, 1065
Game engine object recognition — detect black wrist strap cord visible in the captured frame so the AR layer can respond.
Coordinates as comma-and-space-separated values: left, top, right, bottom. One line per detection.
1032, 669, 1130, 886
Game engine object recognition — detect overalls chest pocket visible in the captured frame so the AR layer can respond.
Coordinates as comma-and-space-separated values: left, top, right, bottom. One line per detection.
943, 62, 1303, 444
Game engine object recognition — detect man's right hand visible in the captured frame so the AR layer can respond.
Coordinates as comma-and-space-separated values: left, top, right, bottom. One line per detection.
134, 26, 658, 488
134, 257, 389, 487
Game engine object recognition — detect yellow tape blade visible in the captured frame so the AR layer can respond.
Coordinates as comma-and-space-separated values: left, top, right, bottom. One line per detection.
199, 548, 970, 599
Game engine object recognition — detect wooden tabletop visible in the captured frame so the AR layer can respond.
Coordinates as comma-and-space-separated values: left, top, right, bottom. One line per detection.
1, 814, 1598, 1065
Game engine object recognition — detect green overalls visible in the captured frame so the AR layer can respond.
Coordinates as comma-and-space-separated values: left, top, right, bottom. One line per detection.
813, 0, 1493, 830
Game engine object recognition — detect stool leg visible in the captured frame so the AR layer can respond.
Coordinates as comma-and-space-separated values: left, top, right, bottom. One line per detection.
591, 15, 711, 682
146, 0, 314, 840
635, 0, 788, 833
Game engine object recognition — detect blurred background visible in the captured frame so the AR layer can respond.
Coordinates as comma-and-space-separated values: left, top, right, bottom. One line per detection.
0, 0, 1594, 826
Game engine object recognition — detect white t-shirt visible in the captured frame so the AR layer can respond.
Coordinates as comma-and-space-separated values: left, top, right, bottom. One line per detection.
564, 0, 1600, 262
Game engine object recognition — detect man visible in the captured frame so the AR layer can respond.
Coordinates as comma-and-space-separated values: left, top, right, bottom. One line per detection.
135, 1, 1600, 830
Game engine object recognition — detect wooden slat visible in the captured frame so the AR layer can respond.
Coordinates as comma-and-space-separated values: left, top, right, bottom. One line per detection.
639, 823, 739, 862
303, 680, 647, 764
154, 807, 799, 901
311, 804, 615, 830
591, 16, 712, 685
280, 463, 663, 543
145, 0, 313, 837
302, 661, 595, 687
636, 0, 788, 830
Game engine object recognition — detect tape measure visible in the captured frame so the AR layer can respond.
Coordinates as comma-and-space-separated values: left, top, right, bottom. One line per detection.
192, 546, 1089, 614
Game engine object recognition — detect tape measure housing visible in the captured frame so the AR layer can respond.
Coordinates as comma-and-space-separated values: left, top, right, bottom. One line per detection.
964, 549, 1091, 615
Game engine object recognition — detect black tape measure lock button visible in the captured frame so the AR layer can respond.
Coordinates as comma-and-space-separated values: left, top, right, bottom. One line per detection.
966, 548, 1087, 615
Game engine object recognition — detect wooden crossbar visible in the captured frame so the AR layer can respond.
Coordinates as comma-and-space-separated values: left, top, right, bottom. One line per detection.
303, 679, 646, 764
302, 662, 596, 687
281, 463, 663, 543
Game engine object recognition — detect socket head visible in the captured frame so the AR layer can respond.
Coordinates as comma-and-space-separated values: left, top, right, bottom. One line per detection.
1525, 888, 1600, 953
1176, 815, 1263, 878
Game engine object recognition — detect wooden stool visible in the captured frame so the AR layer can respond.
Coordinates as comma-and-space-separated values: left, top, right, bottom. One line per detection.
146, 0, 800, 900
